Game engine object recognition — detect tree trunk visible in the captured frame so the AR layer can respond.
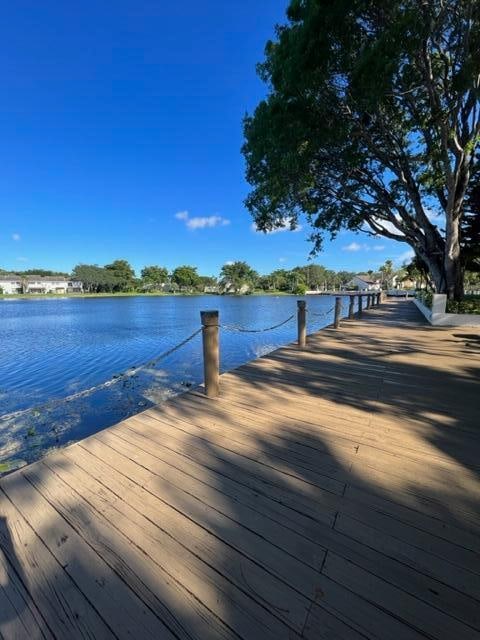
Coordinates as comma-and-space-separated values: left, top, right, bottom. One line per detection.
444, 215, 464, 300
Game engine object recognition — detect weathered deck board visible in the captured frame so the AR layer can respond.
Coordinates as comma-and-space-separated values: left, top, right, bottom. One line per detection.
1, 299, 479, 639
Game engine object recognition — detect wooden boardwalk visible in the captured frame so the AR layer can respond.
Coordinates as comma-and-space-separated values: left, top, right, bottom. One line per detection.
1, 299, 479, 639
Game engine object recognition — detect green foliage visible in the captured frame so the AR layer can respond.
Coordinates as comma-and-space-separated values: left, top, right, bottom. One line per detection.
293, 282, 307, 295
417, 291, 433, 309
196, 276, 218, 292
71, 264, 117, 293
220, 261, 259, 293
379, 260, 395, 288
171, 265, 200, 291
16, 269, 70, 277
446, 296, 480, 315
243, 0, 480, 300
104, 260, 136, 291
141, 265, 169, 290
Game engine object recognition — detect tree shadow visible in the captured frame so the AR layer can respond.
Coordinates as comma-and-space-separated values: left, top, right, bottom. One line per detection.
0, 299, 479, 638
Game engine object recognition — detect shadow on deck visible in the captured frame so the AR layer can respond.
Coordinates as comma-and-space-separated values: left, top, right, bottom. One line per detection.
1, 299, 479, 639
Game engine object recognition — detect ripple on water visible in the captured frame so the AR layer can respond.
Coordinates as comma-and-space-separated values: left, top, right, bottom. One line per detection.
0, 294, 351, 471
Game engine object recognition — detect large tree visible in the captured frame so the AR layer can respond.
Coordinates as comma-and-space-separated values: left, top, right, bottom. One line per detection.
171, 265, 200, 292
141, 265, 169, 290
243, 0, 480, 300
220, 261, 258, 293
105, 259, 136, 291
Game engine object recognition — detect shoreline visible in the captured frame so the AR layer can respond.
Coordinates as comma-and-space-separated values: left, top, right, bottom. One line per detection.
0, 290, 296, 301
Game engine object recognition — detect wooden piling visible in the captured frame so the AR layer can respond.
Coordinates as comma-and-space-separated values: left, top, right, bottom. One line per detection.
334, 296, 342, 329
358, 294, 363, 317
297, 300, 306, 348
348, 296, 355, 319
201, 310, 219, 397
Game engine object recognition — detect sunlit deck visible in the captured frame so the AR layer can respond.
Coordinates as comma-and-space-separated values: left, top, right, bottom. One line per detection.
1, 299, 479, 639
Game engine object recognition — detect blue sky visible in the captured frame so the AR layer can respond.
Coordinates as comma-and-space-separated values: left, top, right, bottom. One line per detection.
1, 1, 413, 276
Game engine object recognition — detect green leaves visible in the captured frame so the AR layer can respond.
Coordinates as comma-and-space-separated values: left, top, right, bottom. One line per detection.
243, 0, 480, 299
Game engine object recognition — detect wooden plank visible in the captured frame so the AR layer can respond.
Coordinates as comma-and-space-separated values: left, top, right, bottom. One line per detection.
36, 454, 249, 640
322, 552, 475, 640
0, 551, 52, 640
104, 425, 328, 573
124, 409, 480, 567
1, 471, 176, 640
1, 489, 113, 640
76, 434, 313, 633
123, 415, 480, 575
153, 392, 478, 504
68, 436, 431, 640
104, 423, 480, 632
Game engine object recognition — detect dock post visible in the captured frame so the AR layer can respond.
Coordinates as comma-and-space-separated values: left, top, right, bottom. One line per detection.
348, 296, 355, 320
358, 294, 363, 317
366, 294, 371, 310
377, 292, 381, 305
334, 296, 342, 329
297, 300, 307, 348
200, 310, 219, 398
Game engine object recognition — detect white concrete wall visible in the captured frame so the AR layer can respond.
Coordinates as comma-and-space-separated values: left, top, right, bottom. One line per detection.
414, 294, 480, 327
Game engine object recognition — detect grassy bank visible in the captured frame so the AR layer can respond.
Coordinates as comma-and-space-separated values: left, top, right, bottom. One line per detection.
0, 290, 299, 300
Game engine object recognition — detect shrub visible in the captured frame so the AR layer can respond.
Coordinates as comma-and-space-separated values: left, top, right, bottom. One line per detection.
417, 291, 433, 308
446, 296, 480, 315
294, 283, 307, 295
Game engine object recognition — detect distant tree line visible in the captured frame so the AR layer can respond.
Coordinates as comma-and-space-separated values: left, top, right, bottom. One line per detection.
69, 260, 359, 295
10, 258, 474, 296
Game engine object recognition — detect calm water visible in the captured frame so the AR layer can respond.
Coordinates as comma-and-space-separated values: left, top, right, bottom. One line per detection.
0, 294, 354, 472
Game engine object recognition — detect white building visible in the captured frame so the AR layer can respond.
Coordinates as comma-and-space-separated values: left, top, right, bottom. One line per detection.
0, 275, 83, 295
0, 275, 23, 294
25, 276, 83, 294
348, 274, 381, 291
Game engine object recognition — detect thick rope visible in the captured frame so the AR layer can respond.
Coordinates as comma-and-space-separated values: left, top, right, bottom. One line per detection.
0, 327, 203, 423
221, 314, 295, 333
309, 306, 335, 318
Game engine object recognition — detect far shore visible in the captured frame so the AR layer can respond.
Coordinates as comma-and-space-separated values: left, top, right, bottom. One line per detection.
0, 290, 297, 300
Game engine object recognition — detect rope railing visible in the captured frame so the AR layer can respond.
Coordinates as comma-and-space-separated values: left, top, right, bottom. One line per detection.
1, 292, 382, 422
309, 306, 335, 318
221, 314, 295, 333
0, 327, 203, 423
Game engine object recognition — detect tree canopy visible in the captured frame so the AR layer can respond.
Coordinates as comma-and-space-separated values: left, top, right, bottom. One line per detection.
171, 265, 200, 291
220, 261, 258, 293
141, 265, 169, 290
243, 0, 480, 299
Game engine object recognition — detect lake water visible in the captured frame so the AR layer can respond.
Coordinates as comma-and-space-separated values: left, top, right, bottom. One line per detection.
0, 294, 355, 472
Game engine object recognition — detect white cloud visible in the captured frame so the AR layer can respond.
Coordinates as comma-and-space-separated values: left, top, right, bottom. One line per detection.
343, 242, 362, 252
278, 257, 287, 263
175, 210, 230, 230
251, 218, 302, 234
16, 256, 28, 262
12, 233, 21, 241
343, 241, 386, 252
224, 260, 234, 266
187, 216, 230, 230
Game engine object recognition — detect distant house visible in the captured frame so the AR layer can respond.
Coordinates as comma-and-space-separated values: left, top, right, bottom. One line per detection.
25, 276, 65, 294
348, 274, 381, 291
0, 275, 83, 295
391, 275, 425, 290
0, 275, 24, 294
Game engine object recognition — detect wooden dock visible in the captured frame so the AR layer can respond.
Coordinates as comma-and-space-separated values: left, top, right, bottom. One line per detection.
1, 299, 479, 639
